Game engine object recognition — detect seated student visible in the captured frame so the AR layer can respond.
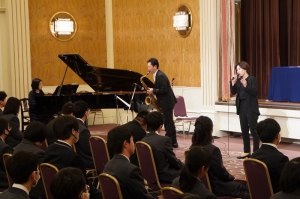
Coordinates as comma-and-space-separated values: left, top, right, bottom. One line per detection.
73, 100, 94, 169
270, 157, 300, 199
104, 125, 154, 199
50, 167, 89, 199
122, 109, 149, 166
14, 121, 47, 199
0, 91, 7, 117
0, 151, 40, 199
251, 118, 289, 193
46, 102, 74, 145
142, 111, 183, 183
1, 97, 22, 148
172, 146, 217, 199
0, 118, 12, 189
191, 116, 249, 199
43, 115, 101, 199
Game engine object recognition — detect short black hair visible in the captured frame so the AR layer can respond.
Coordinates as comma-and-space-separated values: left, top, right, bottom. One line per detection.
61, 102, 74, 115
73, 100, 89, 118
2, 97, 21, 115
0, 118, 8, 136
0, 91, 7, 101
107, 125, 132, 155
145, 111, 163, 131
53, 115, 78, 140
50, 167, 86, 199
235, 61, 250, 74
23, 121, 47, 143
179, 146, 211, 192
147, 58, 159, 69
280, 157, 300, 193
31, 78, 42, 91
6, 151, 38, 184
135, 110, 149, 126
256, 118, 281, 143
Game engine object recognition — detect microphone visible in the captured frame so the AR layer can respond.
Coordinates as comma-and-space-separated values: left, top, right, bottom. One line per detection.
133, 83, 144, 90
231, 73, 239, 80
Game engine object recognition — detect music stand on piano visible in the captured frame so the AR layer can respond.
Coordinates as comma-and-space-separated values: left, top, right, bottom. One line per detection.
52, 84, 79, 96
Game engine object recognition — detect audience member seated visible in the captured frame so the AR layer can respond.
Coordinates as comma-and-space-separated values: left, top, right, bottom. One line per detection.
122, 109, 149, 166
251, 118, 289, 193
14, 121, 47, 199
0, 151, 40, 199
28, 78, 53, 124
270, 157, 300, 199
46, 102, 74, 145
0, 118, 12, 189
73, 100, 94, 169
0, 91, 7, 117
1, 97, 22, 148
43, 115, 101, 199
191, 116, 249, 199
172, 146, 217, 199
50, 167, 89, 199
104, 125, 154, 199
142, 111, 183, 183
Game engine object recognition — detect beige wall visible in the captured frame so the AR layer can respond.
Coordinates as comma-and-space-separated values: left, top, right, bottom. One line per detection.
112, 0, 200, 87
28, 0, 107, 86
28, 0, 200, 87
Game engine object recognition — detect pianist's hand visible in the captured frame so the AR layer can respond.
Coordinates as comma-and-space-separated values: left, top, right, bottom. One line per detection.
147, 88, 153, 95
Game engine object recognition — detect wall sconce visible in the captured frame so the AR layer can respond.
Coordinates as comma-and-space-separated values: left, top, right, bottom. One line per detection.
49, 11, 77, 41
173, 5, 192, 38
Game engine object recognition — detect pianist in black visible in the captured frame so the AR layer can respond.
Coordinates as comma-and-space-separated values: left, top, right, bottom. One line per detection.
73, 100, 94, 169
28, 78, 53, 124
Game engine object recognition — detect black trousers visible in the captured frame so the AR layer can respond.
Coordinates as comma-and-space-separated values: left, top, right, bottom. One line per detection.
163, 107, 177, 144
238, 100, 260, 153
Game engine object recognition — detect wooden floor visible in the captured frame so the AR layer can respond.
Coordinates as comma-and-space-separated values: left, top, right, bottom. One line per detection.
89, 124, 300, 180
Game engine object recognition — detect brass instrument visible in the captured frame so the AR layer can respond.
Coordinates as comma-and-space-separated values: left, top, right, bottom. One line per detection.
140, 72, 162, 112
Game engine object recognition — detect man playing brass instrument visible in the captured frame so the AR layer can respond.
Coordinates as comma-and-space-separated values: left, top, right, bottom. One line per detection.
146, 58, 178, 148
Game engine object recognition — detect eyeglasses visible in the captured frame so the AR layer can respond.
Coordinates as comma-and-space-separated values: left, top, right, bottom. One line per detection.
79, 185, 90, 199
34, 170, 40, 175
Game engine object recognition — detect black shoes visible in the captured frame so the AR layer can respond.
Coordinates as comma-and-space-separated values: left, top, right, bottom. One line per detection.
237, 153, 251, 159
172, 143, 179, 148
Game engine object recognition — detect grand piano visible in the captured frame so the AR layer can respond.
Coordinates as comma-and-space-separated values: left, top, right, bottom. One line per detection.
34, 54, 153, 115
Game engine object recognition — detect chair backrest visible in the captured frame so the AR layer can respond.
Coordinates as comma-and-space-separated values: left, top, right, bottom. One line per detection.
40, 163, 59, 199
200, 173, 212, 192
243, 158, 274, 199
174, 96, 187, 117
161, 187, 183, 199
20, 98, 30, 132
99, 173, 123, 199
135, 141, 162, 189
3, 153, 13, 186
89, 136, 110, 174
40, 139, 48, 151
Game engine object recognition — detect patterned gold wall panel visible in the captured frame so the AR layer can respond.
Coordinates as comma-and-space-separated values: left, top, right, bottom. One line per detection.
28, 0, 106, 86
113, 0, 200, 87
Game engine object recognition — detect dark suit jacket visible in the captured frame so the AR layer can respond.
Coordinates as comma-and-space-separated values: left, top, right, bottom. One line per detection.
0, 109, 2, 117
142, 132, 183, 183
230, 75, 260, 115
251, 144, 289, 193
123, 120, 146, 166
200, 143, 240, 196
0, 187, 30, 199
0, 139, 12, 188
270, 188, 300, 199
13, 139, 45, 198
153, 70, 177, 110
1, 114, 22, 148
43, 140, 102, 199
75, 119, 94, 169
46, 117, 58, 145
103, 154, 154, 199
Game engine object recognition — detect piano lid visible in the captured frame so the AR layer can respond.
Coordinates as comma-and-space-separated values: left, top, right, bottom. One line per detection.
58, 54, 154, 92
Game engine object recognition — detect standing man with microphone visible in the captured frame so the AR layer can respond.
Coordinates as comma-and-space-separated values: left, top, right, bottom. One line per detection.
230, 61, 260, 159
146, 58, 178, 148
